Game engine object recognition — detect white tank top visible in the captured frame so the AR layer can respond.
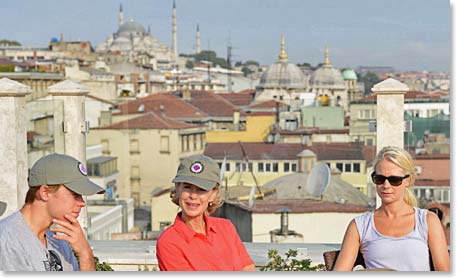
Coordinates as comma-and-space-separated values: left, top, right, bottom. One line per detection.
354, 207, 430, 271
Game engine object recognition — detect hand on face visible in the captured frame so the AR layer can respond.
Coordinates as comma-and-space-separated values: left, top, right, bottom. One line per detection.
50, 214, 92, 257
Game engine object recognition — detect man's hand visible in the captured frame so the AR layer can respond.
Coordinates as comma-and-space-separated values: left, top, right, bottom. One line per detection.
51, 214, 95, 271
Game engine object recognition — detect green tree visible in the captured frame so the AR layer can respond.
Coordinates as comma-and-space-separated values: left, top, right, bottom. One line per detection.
360, 71, 380, 95
260, 249, 326, 271
193, 50, 230, 69
185, 60, 194, 69
0, 39, 21, 46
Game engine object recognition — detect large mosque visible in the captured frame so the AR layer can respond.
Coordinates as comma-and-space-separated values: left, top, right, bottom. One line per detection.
95, 2, 181, 70
255, 35, 362, 114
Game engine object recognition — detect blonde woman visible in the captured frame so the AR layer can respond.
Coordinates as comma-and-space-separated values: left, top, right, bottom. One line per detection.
334, 146, 449, 271
156, 154, 255, 271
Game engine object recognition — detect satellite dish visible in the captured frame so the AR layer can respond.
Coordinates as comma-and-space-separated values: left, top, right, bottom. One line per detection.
306, 162, 331, 198
248, 186, 256, 208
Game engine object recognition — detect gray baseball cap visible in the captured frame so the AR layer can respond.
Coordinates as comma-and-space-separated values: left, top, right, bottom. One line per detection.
0, 201, 6, 216
172, 154, 221, 190
28, 153, 105, 195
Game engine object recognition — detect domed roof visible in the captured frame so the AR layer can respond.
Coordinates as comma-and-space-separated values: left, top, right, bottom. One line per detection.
310, 48, 346, 88
310, 65, 345, 87
258, 34, 306, 90
342, 68, 357, 80
263, 172, 371, 206
258, 61, 307, 89
117, 19, 146, 35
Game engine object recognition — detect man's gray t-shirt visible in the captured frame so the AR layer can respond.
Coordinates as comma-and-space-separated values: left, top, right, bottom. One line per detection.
0, 211, 79, 271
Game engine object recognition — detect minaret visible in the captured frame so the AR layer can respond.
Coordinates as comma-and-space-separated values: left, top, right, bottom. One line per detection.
195, 24, 201, 54
119, 3, 124, 26
172, 0, 178, 61
278, 33, 288, 61
324, 46, 331, 65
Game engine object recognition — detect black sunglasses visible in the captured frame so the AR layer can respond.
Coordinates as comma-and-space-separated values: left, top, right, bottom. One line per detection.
46, 250, 63, 271
371, 172, 410, 186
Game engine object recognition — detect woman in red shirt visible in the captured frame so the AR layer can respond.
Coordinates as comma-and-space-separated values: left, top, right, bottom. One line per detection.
156, 154, 256, 271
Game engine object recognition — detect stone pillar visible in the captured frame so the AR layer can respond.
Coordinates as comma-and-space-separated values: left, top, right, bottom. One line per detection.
48, 80, 90, 232
372, 78, 409, 207
0, 78, 31, 217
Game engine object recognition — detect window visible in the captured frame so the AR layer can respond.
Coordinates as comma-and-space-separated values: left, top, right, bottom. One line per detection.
366, 138, 374, 146
291, 163, 297, 172
272, 163, 278, 172
130, 139, 139, 154
345, 163, 352, 172
236, 162, 241, 172
242, 163, 247, 172
284, 162, 290, 172
131, 165, 140, 179
248, 163, 253, 172
265, 163, 271, 172
336, 163, 343, 172
160, 136, 170, 153
225, 163, 231, 172
258, 162, 264, 172
353, 163, 361, 173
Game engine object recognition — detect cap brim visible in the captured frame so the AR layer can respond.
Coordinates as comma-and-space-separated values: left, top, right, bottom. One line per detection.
64, 178, 105, 195
172, 176, 218, 191
0, 201, 6, 216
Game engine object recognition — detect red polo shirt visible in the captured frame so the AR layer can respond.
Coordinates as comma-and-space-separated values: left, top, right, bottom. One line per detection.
156, 212, 254, 271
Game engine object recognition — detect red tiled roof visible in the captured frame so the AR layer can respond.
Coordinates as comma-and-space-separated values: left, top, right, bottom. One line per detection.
413, 155, 450, 180
249, 100, 287, 109
95, 111, 200, 130
204, 142, 366, 161
114, 93, 208, 119
177, 90, 246, 117
361, 90, 442, 101
236, 89, 256, 95
415, 179, 450, 187
220, 91, 255, 107
225, 199, 370, 213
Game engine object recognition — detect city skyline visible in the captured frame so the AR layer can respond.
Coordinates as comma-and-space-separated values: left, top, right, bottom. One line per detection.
0, 0, 452, 71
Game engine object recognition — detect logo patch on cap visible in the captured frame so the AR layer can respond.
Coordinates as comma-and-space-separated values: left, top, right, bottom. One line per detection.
78, 162, 88, 176
190, 161, 204, 174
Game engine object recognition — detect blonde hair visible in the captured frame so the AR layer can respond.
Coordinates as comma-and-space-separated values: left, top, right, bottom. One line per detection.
372, 146, 417, 207
170, 183, 223, 215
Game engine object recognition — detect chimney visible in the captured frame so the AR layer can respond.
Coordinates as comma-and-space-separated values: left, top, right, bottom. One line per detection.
182, 88, 191, 100
233, 110, 240, 131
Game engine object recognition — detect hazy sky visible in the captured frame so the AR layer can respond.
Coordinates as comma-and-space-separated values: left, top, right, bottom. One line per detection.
0, 0, 451, 71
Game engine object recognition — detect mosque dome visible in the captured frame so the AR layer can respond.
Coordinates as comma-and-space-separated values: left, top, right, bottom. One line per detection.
342, 68, 357, 80
117, 19, 146, 36
309, 48, 345, 88
258, 34, 306, 90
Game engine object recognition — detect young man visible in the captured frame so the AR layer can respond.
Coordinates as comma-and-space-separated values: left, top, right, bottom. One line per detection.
0, 153, 105, 271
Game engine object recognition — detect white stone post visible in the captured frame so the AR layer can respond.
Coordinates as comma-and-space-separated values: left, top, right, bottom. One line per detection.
372, 78, 409, 208
48, 80, 90, 233
0, 78, 31, 217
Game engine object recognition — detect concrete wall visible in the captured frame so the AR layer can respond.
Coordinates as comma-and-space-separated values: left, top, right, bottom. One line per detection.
252, 212, 363, 244
206, 115, 275, 143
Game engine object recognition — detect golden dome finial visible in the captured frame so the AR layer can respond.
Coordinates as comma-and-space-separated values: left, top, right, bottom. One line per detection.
279, 33, 288, 60
324, 46, 330, 65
